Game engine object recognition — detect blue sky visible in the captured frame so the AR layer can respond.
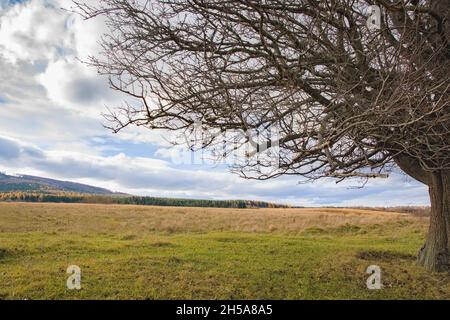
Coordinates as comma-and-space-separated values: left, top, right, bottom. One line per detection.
0, 0, 430, 206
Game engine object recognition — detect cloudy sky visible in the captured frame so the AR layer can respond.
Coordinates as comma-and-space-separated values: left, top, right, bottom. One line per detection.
0, 0, 429, 206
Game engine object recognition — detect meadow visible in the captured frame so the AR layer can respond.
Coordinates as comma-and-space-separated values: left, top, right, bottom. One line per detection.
0, 202, 448, 300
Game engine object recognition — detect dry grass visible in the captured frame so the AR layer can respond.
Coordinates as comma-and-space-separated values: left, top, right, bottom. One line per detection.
0, 202, 425, 235
1, 202, 447, 300
354, 206, 431, 217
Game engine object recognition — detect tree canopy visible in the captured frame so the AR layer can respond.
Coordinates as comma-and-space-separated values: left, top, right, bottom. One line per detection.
75, 0, 449, 182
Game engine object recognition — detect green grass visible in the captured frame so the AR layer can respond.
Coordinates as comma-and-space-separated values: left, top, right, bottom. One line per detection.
0, 203, 449, 299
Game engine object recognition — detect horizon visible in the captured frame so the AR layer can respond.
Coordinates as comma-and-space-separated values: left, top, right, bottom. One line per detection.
0, 169, 430, 208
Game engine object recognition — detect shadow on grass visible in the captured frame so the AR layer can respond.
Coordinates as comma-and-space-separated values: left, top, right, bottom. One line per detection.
0, 249, 7, 260
356, 250, 416, 262
0, 248, 22, 262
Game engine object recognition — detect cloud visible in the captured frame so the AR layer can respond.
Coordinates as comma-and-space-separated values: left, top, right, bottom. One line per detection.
0, 0, 151, 146
0, 0, 120, 115
0, 0, 71, 63
37, 58, 120, 114
0, 137, 21, 159
0, 136, 44, 160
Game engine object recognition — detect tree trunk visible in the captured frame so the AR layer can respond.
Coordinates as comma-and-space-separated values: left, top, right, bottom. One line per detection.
417, 171, 450, 272
394, 156, 450, 272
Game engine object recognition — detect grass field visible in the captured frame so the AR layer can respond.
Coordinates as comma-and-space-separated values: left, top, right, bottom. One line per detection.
0, 202, 449, 300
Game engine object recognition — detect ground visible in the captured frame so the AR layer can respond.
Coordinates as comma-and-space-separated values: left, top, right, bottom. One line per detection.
0, 202, 448, 300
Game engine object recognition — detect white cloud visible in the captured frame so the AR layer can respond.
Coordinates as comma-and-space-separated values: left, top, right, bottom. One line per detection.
37, 58, 119, 115
0, 0, 72, 63
0, 0, 118, 115
0, 0, 159, 145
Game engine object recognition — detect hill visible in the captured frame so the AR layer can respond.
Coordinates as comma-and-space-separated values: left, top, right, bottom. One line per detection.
0, 172, 289, 208
0, 172, 116, 194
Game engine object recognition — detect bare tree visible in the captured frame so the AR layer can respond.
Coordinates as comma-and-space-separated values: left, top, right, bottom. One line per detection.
73, 0, 450, 271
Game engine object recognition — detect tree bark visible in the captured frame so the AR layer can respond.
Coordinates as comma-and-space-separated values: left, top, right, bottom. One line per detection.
418, 171, 450, 272
394, 156, 450, 272
394, 155, 430, 185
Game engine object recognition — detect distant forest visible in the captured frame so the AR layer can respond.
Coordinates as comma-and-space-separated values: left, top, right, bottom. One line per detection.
0, 192, 290, 209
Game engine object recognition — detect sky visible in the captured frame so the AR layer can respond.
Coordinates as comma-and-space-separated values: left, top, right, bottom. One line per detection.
0, 0, 430, 207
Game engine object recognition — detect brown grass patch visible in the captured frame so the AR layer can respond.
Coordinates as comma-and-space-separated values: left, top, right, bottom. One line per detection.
0, 202, 426, 235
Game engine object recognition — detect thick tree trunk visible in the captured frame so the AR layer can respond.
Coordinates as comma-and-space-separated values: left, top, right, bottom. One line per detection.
394, 156, 450, 272
418, 171, 450, 272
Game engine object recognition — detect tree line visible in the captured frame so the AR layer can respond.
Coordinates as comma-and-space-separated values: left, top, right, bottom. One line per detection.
0, 192, 289, 209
